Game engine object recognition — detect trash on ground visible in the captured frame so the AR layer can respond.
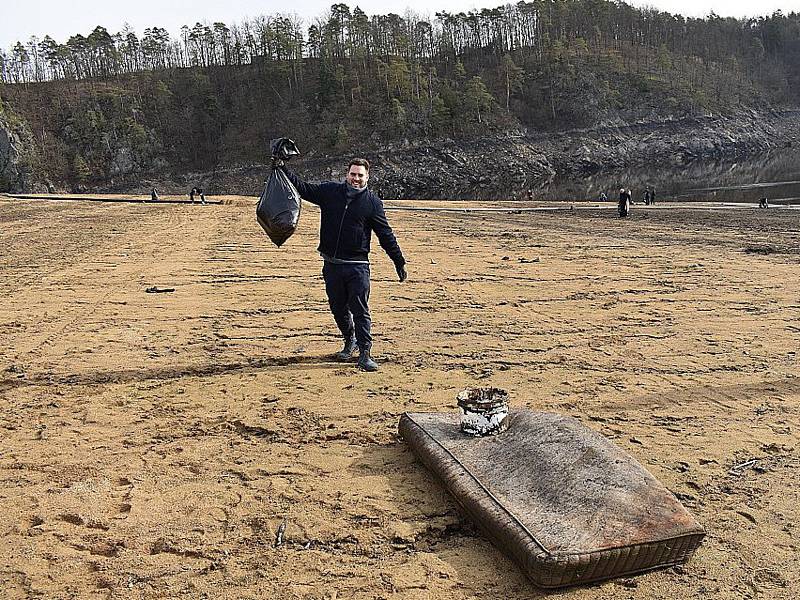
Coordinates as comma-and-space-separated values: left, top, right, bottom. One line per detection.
400, 407, 705, 588
457, 387, 509, 436
275, 519, 287, 548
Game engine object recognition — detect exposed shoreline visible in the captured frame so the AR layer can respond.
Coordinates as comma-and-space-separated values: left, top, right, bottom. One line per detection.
1, 196, 798, 597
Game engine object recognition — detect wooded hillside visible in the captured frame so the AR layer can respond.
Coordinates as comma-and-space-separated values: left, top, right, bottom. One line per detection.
1, 1, 798, 188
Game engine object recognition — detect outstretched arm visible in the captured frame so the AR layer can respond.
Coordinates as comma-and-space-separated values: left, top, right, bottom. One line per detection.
280, 165, 326, 206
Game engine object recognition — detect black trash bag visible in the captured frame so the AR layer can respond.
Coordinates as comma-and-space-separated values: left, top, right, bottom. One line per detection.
270, 137, 300, 161
256, 138, 302, 247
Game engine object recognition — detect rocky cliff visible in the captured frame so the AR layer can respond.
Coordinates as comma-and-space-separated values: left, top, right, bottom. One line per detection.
540, 109, 800, 178
0, 110, 34, 193
202, 109, 800, 200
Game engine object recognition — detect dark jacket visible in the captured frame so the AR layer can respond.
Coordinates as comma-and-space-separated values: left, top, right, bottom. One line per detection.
283, 168, 405, 265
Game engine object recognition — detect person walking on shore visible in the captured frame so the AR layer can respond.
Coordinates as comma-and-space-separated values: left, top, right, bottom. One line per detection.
618, 188, 631, 217
279, 157, 407, 372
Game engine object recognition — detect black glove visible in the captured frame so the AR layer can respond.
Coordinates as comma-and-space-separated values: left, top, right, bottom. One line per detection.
395, 261, 407, 282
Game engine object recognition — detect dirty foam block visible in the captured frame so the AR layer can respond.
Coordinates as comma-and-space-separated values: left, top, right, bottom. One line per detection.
399, 410, 705, 588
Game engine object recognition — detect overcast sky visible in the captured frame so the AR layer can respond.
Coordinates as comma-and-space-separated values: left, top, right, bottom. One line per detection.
1, 0, 796, 50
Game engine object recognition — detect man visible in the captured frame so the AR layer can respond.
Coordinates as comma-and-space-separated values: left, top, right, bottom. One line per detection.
279, 158, 407, 372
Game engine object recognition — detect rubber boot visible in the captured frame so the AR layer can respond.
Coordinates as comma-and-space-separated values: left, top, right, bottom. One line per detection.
357, 349, 379, 372
335, 335, 357, 361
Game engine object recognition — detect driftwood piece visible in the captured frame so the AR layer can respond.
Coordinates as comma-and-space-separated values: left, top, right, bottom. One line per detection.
399, 410, 705, 588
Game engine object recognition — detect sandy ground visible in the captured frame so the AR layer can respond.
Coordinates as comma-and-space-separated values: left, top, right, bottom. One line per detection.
0, 195, 798, 599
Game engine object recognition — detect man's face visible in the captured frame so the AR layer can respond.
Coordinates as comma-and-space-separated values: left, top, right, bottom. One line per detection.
346, 165, 369, 189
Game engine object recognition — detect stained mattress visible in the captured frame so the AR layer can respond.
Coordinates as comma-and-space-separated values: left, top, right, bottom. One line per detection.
399, 410, 705, 588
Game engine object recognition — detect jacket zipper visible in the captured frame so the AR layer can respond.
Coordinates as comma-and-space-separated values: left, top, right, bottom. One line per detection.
333, 200, 351, 259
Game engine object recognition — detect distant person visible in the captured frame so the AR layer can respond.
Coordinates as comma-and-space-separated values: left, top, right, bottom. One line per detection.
190, 187, 197, 203
599, 191, 608, 202
198, 188, 206, 204
278, 156, 407, 372
618, 188, 631, 217
759, 197, 769, 209
151, 188, 160, 202
643, 189, 651, 205
649, 186, 656, 205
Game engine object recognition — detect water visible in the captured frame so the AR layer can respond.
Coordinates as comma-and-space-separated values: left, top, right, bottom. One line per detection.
540, 151, 800, 205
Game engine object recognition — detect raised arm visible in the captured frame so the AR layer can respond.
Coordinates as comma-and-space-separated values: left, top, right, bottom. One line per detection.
281, 166, 327, 206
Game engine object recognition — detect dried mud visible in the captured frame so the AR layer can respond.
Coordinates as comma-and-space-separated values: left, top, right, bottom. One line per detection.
0, 196, 798, 599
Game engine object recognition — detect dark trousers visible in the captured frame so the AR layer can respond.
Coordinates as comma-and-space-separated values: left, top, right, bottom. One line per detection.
322, 262, 372, 351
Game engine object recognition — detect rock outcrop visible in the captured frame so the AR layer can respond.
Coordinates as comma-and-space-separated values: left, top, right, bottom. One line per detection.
303, 137, 556, 200
539, 109, 800, 179
204, 109, 800, 200
0, 111, 32, 193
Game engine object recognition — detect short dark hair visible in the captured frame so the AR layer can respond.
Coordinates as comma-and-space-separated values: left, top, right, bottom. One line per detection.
349, 158, 370, 172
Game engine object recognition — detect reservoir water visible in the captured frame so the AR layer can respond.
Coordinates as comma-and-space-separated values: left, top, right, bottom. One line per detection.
543, 151, 800, 205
